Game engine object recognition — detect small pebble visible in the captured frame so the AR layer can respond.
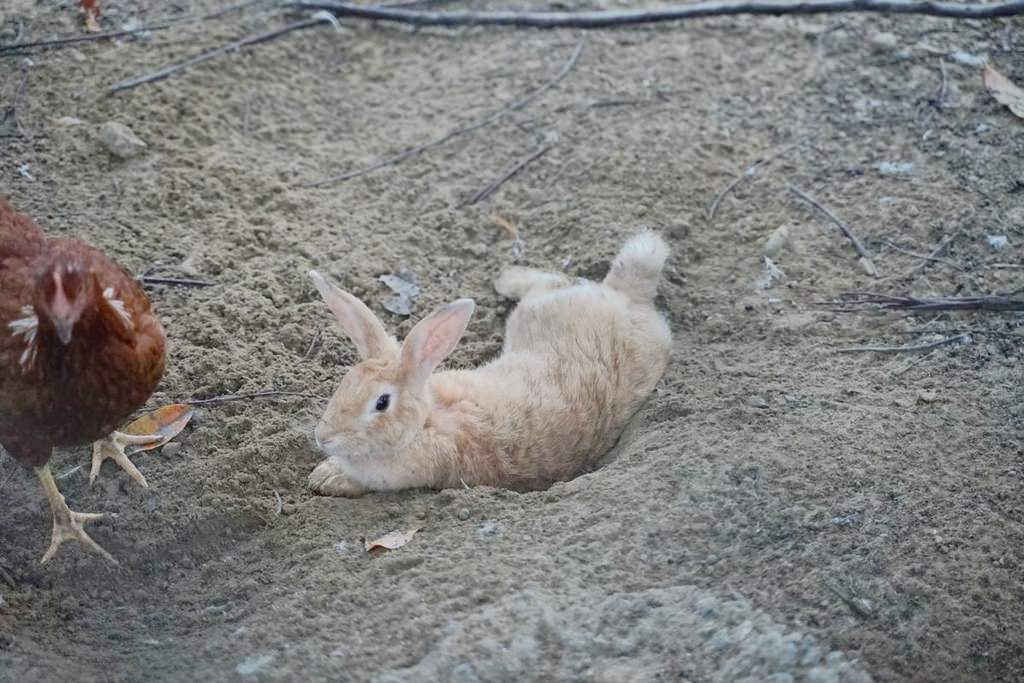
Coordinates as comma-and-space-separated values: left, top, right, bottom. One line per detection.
456, 507, 471, 521
99, 121, 147, 159
162, 442, 182, 457
858, 256, 878, 277
763, 224, 791, 258
748, 396, 770, 410
477, 520, 502, 538
986, 234, 1009, 250
950, 50, 988, 67
281, 504, 297, 516
876, 161, 915, 176
917, 390, 938, 404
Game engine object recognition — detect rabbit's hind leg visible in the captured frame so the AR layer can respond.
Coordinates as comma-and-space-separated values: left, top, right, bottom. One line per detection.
495, 266, 572, 301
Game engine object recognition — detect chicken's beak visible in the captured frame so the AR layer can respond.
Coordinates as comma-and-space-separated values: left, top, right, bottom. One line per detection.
53, 318, 74, 345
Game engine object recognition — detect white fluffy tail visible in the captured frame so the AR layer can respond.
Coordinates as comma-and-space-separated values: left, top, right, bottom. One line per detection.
603, 231, 670, 305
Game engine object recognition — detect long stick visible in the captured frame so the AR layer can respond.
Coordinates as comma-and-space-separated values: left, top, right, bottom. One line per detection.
707, 143, 797, 224
0, 0, 268, 55
184, 390, 327, 405
836, 333, 971, 354
828, 293, 1024, 313
293, 0, 1024, 28
789, 186, 876, 274
304, 39, 584, 188
107, 16, 334, 95
459, 141, 554, 207
140, 276, 218, 287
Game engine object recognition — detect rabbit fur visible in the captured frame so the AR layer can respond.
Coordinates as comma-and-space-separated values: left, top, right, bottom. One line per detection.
307, 231, 672, 497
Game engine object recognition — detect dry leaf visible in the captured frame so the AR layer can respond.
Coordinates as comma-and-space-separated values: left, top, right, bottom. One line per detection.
79, 0, 101, 32
364, 528, 421, 553
121, 404, 194, 455
491, 214, 519, 242
379, 269, 420, 316
983, 64, 1024, 120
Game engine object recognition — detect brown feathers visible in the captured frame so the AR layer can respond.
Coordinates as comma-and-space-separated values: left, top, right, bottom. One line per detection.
0, 197, 166, 467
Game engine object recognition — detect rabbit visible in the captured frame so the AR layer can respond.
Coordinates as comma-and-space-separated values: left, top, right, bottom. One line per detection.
307, 231, 672, 497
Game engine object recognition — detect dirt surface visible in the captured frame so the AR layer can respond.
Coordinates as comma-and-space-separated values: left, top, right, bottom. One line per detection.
1, 1, 1022, 681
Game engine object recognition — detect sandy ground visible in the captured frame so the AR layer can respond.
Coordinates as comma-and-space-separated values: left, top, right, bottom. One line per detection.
0, 1, 1022, 681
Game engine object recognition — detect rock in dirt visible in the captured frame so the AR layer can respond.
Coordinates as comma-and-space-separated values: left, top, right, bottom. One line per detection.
876, 161, 915, 177
99, 121, 147, 159
763, 225, 790, 258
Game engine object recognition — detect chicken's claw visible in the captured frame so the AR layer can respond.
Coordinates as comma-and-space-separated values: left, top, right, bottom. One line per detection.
41, 509, 116, 565
90, 431, 164, 488
36, 465, 118, 565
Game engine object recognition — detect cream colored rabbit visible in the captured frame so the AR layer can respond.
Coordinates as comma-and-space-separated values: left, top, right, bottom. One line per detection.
307, 231, 672, 497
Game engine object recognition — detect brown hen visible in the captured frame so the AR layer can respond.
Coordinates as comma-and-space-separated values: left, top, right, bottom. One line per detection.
0, 198, 166, 564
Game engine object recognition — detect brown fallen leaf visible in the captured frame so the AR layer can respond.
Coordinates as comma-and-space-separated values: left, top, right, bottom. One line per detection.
121, 403, 194, 455
491, 214, 519, 242
79, 0, 101, 33
983, 64, 1024, 120
364, 527, 421, 553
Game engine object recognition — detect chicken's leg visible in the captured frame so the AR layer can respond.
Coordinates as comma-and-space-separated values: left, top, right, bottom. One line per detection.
35, 465, 117, 565
89, 431, 163, 488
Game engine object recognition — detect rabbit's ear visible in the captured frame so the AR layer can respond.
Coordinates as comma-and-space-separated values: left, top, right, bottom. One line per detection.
400, 299, 475, 385
309, 271, 396, 360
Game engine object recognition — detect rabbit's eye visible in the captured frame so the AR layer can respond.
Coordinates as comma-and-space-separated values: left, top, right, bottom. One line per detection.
375, 394, 391, 411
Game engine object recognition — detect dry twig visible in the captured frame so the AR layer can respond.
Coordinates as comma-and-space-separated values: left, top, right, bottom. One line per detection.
141, 276, 217, 287
304, 325, 325, 359
185, 390, 327, 406
828, 293, 1024, 313
303, 39, 584, 188
824, 581, 874, 619
707, 144, 796, 224
835, 333, 971, 354
294, 0, 1024, 28
459, 139, 554, 207
789, 186, 877, 275
0, 0, 269, 56
879, 231, 961, 282
878, 237, 964, 271
108, 14, 337, 94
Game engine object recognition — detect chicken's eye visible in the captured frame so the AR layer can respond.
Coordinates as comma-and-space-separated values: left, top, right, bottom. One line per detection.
375, 394, 391, 411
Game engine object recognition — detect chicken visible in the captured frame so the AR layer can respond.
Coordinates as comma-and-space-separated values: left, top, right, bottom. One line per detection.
0, 198, 166, 564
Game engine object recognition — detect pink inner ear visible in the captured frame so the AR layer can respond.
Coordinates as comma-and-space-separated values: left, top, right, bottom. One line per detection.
408, 302, 472, 373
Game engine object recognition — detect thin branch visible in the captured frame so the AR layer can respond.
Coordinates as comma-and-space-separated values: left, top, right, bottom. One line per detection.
141, 276, 218, 287
107, 15, 337, 95
827, 293, 1024, 313
458, 139, 554, 207
304, 325, 325, 359
789, 186, 877, 275
878, 237, 964, 271
879, 230, 961, 282
0, 0, 269, 55
835, 332, 971, 354
303, 39, 584, 188
824, 581, 874, 619
293, 0, 1024, 28
184, 390, 328, 406
707, 143, 797, 224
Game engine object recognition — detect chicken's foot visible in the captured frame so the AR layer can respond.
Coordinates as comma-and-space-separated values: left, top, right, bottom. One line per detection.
90, 431, 163, 488
35, 465, 117, 565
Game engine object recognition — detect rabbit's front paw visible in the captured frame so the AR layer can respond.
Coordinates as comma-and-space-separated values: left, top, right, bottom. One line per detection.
308, 460, 366, 498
